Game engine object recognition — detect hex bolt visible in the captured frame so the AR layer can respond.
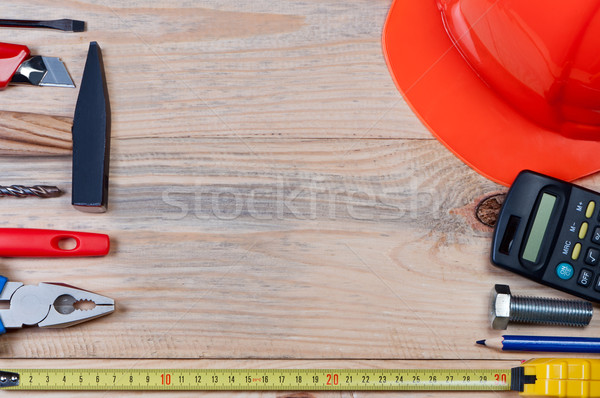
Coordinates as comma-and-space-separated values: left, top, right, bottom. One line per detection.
490, 284, 593, 330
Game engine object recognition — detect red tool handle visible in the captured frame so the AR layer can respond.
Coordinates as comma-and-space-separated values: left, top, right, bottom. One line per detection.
0, 43, 29, 89
0, 228, 109, 257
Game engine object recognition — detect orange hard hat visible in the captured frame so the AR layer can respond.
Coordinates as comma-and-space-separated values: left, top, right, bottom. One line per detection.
383, 0, 600, 186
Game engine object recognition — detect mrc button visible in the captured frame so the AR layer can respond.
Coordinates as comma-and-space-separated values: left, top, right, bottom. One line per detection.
556, 262, 574, 280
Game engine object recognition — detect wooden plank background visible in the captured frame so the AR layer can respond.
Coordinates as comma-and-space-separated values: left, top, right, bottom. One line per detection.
1, 1, 600, 397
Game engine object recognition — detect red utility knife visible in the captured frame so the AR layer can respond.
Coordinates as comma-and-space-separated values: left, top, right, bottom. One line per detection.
0, 42, 74, 89
0, 228, 109, 257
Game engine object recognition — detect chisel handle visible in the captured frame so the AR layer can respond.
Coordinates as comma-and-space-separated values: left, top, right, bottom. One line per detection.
0, 110, 72, 155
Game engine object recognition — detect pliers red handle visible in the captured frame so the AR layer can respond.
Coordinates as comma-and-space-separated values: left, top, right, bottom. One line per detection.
0, 42, 74, 89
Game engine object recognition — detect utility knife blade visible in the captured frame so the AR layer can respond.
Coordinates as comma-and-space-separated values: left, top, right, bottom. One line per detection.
0, 42, 74, 89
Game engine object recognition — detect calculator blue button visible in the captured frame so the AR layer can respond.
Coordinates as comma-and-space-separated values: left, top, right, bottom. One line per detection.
556, 262, 574, 280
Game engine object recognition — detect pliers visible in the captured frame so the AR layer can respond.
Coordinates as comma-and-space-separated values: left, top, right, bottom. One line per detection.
0, 42, 74, 89
0, 276, 114, 333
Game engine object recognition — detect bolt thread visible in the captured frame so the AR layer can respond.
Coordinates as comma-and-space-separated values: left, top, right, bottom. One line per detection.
510, 296, 592, 327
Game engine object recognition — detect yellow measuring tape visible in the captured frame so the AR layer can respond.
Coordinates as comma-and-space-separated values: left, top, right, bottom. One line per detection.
2, 358, 600, 396
2, 368, 510, 391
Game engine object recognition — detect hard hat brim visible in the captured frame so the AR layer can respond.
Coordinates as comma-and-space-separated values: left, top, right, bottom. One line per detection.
382, 0, 600, 186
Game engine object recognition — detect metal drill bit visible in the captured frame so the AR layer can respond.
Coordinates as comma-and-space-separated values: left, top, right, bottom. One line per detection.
0, 185, 61, 198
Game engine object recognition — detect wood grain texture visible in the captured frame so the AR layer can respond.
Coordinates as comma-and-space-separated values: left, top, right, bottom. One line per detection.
1, 0, 599, 397
0, 111, 71, 155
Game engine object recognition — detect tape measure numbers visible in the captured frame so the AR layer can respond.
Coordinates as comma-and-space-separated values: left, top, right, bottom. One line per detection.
6, 358, 600, 396
2, 368, 511, 391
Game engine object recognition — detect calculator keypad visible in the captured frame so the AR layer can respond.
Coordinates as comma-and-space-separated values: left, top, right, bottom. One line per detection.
556, 198, 598, 293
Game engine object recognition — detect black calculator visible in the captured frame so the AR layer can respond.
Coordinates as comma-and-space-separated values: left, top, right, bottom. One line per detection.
492, 170, 600, 302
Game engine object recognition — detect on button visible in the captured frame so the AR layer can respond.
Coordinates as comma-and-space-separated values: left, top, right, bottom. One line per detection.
556, 262, 574, 280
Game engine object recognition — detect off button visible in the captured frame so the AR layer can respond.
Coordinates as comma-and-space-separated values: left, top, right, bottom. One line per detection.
556, 262, 574, 280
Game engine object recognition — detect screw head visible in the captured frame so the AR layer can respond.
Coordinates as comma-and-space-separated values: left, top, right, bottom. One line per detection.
490, 284, 511, 330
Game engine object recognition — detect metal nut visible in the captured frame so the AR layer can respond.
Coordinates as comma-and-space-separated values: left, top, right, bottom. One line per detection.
490, 284, 511, 330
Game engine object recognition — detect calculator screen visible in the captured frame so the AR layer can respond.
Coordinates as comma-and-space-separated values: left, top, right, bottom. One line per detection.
522, 193, 557, 263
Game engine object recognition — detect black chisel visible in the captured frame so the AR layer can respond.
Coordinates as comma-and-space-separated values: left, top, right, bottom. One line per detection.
72, 42, 111, 213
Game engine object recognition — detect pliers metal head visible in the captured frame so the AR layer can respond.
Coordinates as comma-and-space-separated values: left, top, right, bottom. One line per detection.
0, 276, 114, 333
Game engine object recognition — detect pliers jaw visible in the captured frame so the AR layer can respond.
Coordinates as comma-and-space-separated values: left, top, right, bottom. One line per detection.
0, 277, 114, 333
